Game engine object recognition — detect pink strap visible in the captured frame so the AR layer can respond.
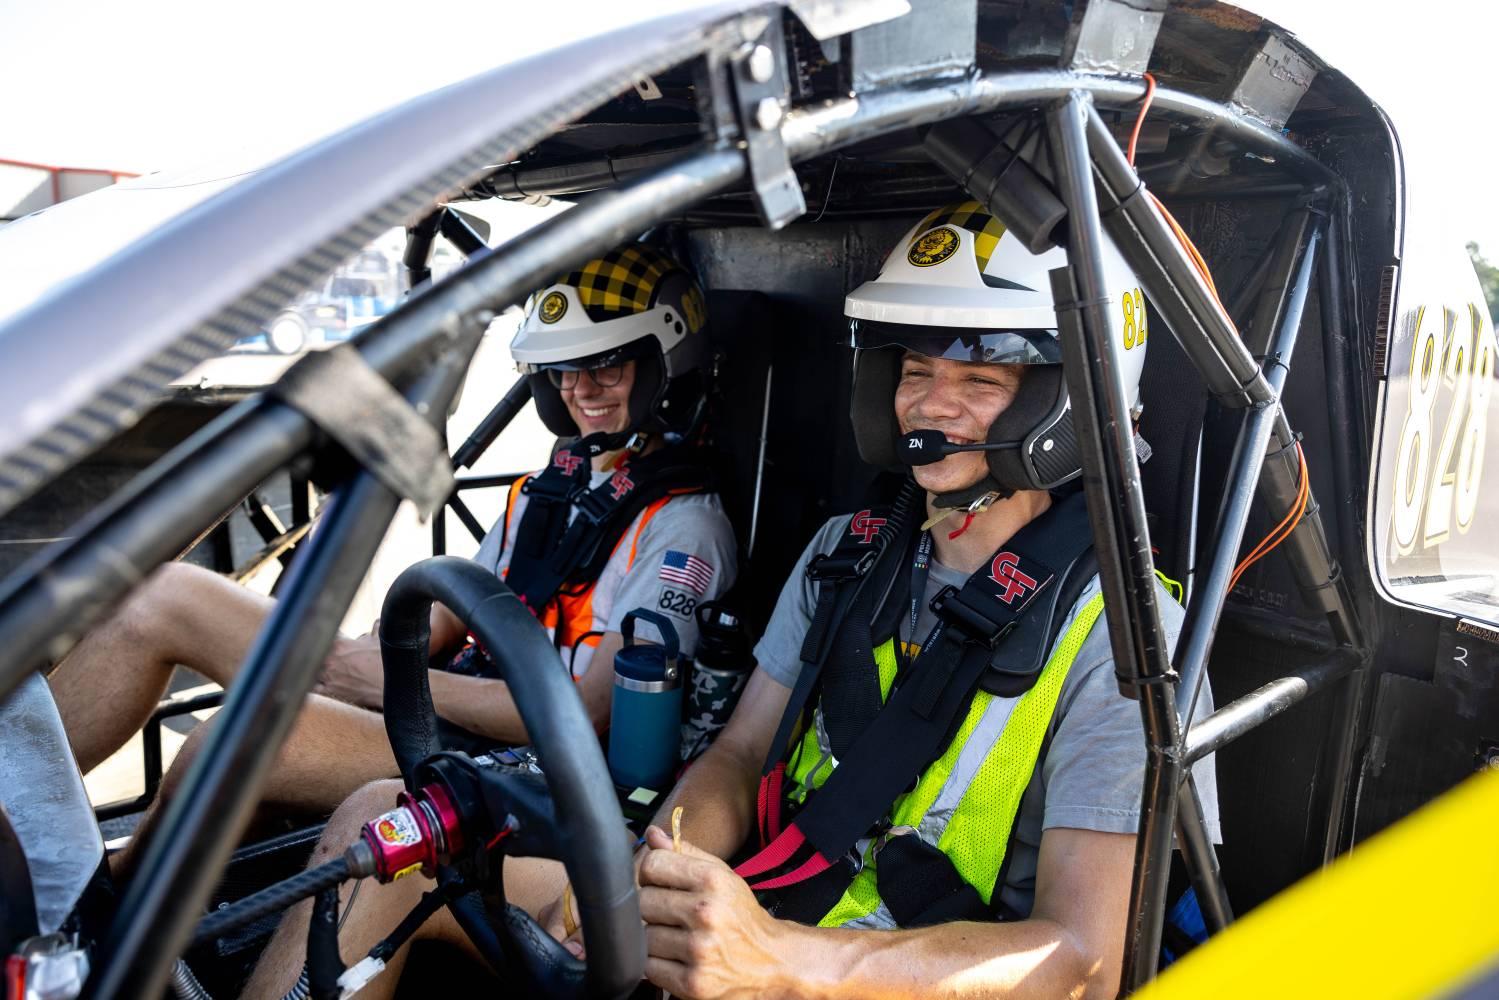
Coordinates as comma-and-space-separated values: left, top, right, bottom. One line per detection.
745, 851, 834, 891
734, 824, 806, 879
755, 773, 770, 847
765, 764, 785, 839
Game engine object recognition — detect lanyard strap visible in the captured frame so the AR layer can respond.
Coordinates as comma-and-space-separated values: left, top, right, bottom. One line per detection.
905, 530, 934, 662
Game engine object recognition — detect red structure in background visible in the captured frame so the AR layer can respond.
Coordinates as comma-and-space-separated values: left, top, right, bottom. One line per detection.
0, 157, 140, 220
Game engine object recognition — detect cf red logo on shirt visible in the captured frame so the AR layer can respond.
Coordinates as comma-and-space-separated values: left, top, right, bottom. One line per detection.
609, 469, 634, 500
553, 450, 583, 475
850, 509, 887, 544
989, 552, 1038, 605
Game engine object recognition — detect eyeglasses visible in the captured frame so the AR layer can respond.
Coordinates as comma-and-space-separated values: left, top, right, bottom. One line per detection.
545, 363, 626, 390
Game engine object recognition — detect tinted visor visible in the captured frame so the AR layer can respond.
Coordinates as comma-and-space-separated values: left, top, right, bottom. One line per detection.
849, 319, 1061, 364
517, 335, 655, 374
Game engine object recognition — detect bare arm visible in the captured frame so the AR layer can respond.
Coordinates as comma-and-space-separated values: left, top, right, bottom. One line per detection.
647, 666, 793, 860
428, 602, 467, 653
426, 632, 624, 743
640, 825, 1136, 1000
789, 827, 1133, 999
317, 603, 468, 707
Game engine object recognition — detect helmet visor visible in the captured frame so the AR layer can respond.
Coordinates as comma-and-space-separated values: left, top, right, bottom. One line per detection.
849, 319, 1061, 365
516, 334, 655, 375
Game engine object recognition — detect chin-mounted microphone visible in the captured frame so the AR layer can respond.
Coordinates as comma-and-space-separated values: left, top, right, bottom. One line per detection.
898, 429, 1016, 466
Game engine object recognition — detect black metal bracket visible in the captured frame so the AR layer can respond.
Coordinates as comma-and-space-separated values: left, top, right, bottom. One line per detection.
729, 16, 806, 230
269, 346, 456, 519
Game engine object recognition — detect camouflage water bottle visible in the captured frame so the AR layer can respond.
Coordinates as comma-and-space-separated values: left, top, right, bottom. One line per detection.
681, 602, 753, 761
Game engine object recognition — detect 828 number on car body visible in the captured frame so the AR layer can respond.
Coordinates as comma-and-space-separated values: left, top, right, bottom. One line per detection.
1390, 303, 1496, 556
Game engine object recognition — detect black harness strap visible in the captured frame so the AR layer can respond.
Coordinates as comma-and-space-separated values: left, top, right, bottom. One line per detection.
814, 517, 917, 758
503, 439, 711, 616
759, 481, 923, 782
743, 492, 1094, 884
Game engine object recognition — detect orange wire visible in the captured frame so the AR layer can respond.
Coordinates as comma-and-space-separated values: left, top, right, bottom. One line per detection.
1155, 195, 1222, 300
1127, 73, 1158, 166
1128, 74, 1222, 302
1246, 447, 1306, 565
1126, 69, 1312, 588
1229, 443, 1308, 591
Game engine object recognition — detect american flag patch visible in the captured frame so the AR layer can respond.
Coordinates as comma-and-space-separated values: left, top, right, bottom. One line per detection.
660, 550, 714, 595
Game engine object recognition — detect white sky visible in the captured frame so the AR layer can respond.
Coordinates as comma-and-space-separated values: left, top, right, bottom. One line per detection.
2, 0, 1497, 253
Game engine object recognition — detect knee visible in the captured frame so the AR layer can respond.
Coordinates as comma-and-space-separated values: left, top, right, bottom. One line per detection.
116, 562, 217, 652
308, 779, 404, 866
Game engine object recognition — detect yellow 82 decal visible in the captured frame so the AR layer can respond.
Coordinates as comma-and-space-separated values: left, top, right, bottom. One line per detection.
1391, 303, 1496, 556
1122, 287, 1148, 349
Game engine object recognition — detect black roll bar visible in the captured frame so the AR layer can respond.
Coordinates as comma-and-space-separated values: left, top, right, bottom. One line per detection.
1174, 777, 1231, 930
1048, 87, 1363, 990
451, 377, 533, 471
1184, 654, 1358, 765
1166, 206, 1324, 947
403, 209, 443, 289
85, 342, 478, 1000
1175, 210, 1322, 731
1046, 91, 1184, 989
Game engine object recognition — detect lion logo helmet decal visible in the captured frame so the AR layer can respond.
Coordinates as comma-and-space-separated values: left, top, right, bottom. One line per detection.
538, 290, 568, 324
907, 226, 961, 267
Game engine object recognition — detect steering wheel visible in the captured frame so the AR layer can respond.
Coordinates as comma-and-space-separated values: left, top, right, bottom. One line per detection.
378, 556, 643, 1000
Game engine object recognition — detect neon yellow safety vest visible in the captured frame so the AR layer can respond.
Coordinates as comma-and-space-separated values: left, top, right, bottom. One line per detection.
782, 591, 1107, 929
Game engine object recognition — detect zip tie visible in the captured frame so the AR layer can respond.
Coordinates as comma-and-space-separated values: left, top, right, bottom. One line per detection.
336, 955, 386, 1000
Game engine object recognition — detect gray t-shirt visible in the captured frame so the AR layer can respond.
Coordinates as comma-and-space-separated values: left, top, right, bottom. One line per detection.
474, 468, 738, 676
752, 513, 1220, 920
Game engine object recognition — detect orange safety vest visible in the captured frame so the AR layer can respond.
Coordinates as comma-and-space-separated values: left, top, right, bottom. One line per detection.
501, 474, 675, 656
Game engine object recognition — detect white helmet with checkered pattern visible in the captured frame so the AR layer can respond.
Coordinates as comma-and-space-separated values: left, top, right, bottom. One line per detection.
512, 244, 710, 441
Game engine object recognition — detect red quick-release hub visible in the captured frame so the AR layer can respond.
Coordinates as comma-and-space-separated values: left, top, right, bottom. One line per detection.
359, 782, 464, 882
5, 954, 26, 1000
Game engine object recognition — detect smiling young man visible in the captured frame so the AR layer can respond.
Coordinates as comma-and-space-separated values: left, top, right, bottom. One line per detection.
570, 203, 1222, 1000
47, 244, 736, 823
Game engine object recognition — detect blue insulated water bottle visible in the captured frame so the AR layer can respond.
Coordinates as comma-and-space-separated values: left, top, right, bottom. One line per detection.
607, 609, 683, 790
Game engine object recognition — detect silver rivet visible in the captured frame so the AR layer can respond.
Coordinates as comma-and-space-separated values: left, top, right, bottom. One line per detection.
1042, 439, 1055, 452
748, 45, 775, 84
754, 97, 782, 131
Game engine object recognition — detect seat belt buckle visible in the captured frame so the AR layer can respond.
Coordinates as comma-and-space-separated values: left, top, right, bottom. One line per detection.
521, 477, 576, 504
807, 549, 877, 582
930, 585, 1014, 649
571, 490, 614, 525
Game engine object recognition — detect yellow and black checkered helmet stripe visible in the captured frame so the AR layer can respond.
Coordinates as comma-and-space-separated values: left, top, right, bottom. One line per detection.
560, 245, 679, 322
912, 200, 1009, 273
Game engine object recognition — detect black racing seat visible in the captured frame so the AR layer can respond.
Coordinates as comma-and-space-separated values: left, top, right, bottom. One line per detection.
704, 289, 884, 632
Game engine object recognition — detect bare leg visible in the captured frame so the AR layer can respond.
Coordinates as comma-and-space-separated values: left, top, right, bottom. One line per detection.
47, 562, 281, 773
242, 780, 571, 1000
113, 694, 405, 876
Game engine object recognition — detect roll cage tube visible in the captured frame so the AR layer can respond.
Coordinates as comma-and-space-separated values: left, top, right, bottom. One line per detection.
379, 557, 642, 1000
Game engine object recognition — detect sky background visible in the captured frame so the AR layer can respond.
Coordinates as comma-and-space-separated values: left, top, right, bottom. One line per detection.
2, 0, 1497, 253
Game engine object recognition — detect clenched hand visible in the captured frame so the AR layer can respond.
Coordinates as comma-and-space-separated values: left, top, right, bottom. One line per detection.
638, 825, 799, 1000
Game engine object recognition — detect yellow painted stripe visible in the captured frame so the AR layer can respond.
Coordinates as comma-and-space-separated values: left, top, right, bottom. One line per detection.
1138, 767, 1499, 1000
